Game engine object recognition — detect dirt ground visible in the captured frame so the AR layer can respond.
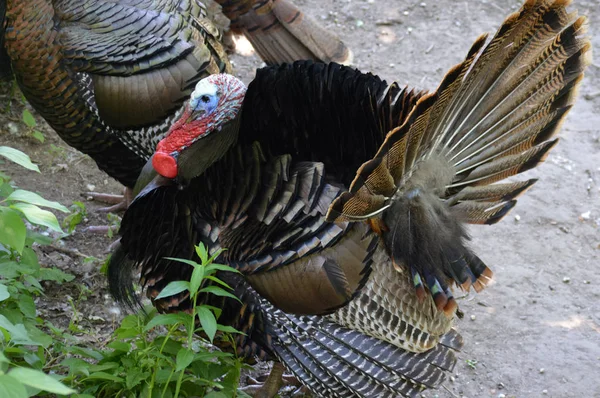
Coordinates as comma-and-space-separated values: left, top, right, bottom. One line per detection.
1, 0, 599, 397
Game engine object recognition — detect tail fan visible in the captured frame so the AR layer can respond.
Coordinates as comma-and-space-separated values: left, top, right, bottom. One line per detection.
215, 0, 352, 64
326, 0, 591, 306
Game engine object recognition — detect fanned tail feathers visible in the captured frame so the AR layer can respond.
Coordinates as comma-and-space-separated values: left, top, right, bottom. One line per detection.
327, 0, 590, 308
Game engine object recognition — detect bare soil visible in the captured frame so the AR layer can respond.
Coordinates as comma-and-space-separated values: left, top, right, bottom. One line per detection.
1, 0, 599, 397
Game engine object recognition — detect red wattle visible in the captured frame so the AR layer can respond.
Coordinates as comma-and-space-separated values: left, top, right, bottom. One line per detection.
152, 152, 178, 178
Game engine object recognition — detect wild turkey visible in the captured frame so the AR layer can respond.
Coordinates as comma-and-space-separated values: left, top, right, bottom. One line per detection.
0, 0, 350, 213
108, 1, 590, 396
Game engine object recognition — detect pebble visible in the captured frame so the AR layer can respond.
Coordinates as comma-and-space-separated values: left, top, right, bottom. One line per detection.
543, 390, 548, 395
539, 368, 545, 374
86, 184, 95, 191
563, 277, 571, 283
470, 315, 476, 321
514, 214, 521, 221
498, 394, 506, 398
580, 211, 591, 220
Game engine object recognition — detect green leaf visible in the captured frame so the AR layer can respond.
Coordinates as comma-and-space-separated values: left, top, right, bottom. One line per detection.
38, 267, 74, 283
143, 313, 188, 332
199, 286, 239, 302
204, 392, 229, 398
8, 367, 76, 395
17, 294, 36, 318
31, 131, 45, 143
85, 372, 124, 382
195, 243, 209, 264
216, 325, 243, 334
204, 263, 240, 275
0, 208, 26, 253
175, 348, 194, 372
196, 306, 217, 343
0, 147, 39, 172
0, 283, 9, 301
60, 358, 91, 377
155, 281, 189, 300
163, 257, 200, 268
106, 341, 131, 352
189, 265, 204, 296
0, 374, 28, 398
6, 190, 69, 212
0, 315, 41, 346
203, 275, 234, 290
21, 110, 36, 128
10, 203, 63, 232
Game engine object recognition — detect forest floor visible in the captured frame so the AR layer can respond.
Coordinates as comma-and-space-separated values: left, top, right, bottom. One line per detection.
1, 0, 599, 397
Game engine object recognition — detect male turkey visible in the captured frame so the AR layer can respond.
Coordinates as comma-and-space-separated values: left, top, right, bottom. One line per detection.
109, 1, 590, 396
0, 0, 350, 213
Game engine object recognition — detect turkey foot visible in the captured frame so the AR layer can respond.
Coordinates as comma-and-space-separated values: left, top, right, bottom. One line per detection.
85, 187, 133, 213
241, 362, 301, 397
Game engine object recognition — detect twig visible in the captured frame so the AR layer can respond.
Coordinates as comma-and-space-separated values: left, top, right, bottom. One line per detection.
40, 244, 90, 259
443, 385, 460, 398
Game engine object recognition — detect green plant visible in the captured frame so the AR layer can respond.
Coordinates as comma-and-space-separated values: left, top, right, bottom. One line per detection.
60, 243, 249, 398
0, 146, 76, 397
20, 109, 45, 143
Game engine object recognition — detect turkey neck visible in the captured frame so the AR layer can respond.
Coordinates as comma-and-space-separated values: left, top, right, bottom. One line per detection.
3, 0, 145, 187
176, 113, 242, 184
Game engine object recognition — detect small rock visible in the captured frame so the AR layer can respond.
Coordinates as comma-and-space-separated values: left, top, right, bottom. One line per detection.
539, 368, 545, 374
519, 315, 527, 320
497, 382, 505, 390
86, 196, 94, 201
580, 211, 591, 220
86, 184, 96, 191
559, 226, 570, 233
584, 280, 591, 284
514, 214, 521, 221
420, 2, 426, 6
356, 19, 364, 27
543, 390, 548, 395
403, 10, 409, 15
470, 315, 476, 321
563, 277, 571, 283
549, 285, 555, 291
498, 394, 506, 398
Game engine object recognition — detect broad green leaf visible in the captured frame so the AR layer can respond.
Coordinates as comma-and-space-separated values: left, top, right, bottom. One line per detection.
66, 346, 104, 361
107, 341, 130, 352
125, 369, 149, 390
60, 358, 91, 377
175, 348, 194, 372
17, 294, 36, 318
143, 313, 188, 331
6, 190, 69, 212
155, 280, 189, 300
0, 374, 28, 398
199, 286, 239, 302
0, 208, 26, 253
0, 315, 41, 346
10, 203, 63, 233
0, 147, 39, 172
21, 110, 36, 128
196, 306, 217, 343
0, 283, 9, 301
31, 131, 45, 143
9, 367, 76, 395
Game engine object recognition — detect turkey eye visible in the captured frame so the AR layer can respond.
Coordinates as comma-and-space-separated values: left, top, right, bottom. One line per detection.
201, 95, 211, 103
